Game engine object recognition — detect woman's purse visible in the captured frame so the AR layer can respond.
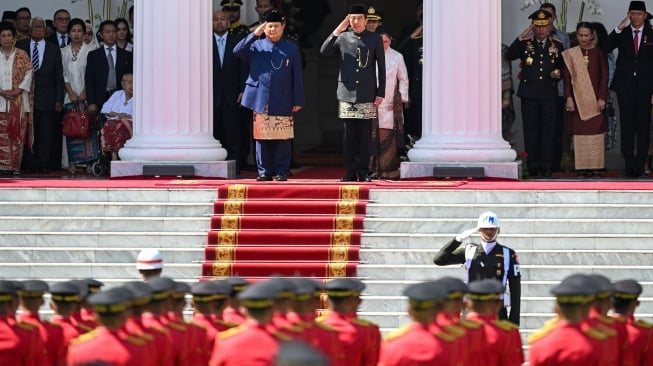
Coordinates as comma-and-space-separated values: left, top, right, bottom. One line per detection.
62, 104, 91, 138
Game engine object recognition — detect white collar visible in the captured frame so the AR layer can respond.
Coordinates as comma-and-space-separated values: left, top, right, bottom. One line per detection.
481, 241, 496, 254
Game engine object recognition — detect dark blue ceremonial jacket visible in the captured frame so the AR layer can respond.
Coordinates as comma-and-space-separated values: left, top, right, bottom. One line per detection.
233, 32, 304, 116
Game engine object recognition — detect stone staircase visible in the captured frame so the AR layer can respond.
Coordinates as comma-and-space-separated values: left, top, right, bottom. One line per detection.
1, 186, 652, 345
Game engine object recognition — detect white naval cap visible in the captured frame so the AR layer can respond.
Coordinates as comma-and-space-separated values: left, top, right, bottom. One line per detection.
136, 248, 164, 270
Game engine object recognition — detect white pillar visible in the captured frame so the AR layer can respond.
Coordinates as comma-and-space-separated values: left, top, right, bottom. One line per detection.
404, 0, 517, 177
119, 0, 227, 163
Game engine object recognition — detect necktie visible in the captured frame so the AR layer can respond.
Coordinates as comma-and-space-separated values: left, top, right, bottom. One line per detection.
218, 38, 225, 65
60, 35, 66, 48
539, 41, 545, 49
634, 30, 640, 55
31, 42, 40, 71
106, 47, 117, 91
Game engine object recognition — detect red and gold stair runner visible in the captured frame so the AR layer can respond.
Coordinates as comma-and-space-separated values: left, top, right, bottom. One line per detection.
202, 184, 368, 279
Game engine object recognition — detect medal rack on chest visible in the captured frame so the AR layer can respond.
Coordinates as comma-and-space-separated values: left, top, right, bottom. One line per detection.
524, 36, 559, 66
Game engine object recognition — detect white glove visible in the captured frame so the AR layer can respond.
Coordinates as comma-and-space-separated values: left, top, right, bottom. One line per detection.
455, 228, 477, 242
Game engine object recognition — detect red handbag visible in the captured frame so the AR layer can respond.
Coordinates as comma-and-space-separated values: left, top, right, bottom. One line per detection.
62, 105, 90, 138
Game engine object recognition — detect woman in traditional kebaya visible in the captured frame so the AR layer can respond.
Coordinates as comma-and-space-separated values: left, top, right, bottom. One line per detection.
562, 22, 609, 178
0, 21, 33, 174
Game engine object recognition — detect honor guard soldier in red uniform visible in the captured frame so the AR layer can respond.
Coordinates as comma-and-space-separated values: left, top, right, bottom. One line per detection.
67, 287, 151, 366
223, 276, 249, 325
0, 280, 41, 366
191, 280, 235, 347
17, 280, 67, 366
123, 281, 173, 366
528, 274, 611, 366
379, 281, 460, 366
78, 278, 104, 330
210, 279, 291, 366
146, 277, 190, 365
465, 279, 524, 366
287, 277, 344, 366
434, 211, 521, 325
505, 9, 564, 178
612, 279, 653, 365
49, 281, 84, 350
587, 275, 628, 365
317, 278, 381, 366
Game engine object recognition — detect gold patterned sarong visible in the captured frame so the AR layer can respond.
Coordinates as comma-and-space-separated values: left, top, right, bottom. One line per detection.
338, 101, 377, 119
253, 110, 293, 140
573, 133, 605, 170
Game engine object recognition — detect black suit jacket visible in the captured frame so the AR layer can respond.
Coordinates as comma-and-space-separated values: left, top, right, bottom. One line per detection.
320, 29, 385, 104
46, 32, 69, 47
85, 45, 133, 108
16, 39, 64, 111
604, 25, 653, 95
213, 32, 248, 108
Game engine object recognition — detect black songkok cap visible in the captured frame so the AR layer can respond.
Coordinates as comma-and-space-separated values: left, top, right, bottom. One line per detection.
264, 10, 285, 23
613, 279, 643, 300
467, 279, 504, 301
2, 11, 16, 21
349, 4, 368, 15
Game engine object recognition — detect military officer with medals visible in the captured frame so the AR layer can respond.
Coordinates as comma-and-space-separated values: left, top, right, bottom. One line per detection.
506, 9, 564, 178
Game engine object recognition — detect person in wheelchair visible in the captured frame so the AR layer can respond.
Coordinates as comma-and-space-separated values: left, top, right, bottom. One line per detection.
100, 72, 133, 161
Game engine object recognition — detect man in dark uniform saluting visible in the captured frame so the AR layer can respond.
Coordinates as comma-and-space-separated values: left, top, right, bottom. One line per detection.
433, 211, 521, 325
321, 4, 385, 182
506, 10, 564, 178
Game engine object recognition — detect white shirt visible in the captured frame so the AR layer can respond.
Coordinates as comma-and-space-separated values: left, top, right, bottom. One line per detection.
376, 47, 409, 129
0, 48, 33, 113
62, 42, 97, 104
56, 32, 69, 47
100, 90, 133, 119
481, 241, 496, 255
30, 39, 45, 68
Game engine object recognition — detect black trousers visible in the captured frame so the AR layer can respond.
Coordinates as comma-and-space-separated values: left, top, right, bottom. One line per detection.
551, 96, 565, 172
617, 91, 652, 173
213, 99, 241, 162
521, 98, 557, 174
23, 109, 58, 171
343, 118, 372, 180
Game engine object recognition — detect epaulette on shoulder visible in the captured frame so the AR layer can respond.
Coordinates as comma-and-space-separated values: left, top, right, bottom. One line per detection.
271, 330, 292, 341
45, 320, 63, 328
434, 330, 457, 342
384, 324, 410, 342
583, 327, 608, 341
443, 324, 466, 337
14, 321, 37, 331
284, 324, 304, 333
137, 332, 154, 342
218, 324, 246, 339
187, 322, 206, 331
351, 318, 377, 327
551, 37, 563, 44
528, 326, 555, 344
77, 323, 94, 332
596, 315, 615, 325
459, 319, 483, 329
165, 321, 187, 332
613, 316, 627, 323
147, 325, 169, 334
315, 315, 327, 323
123, 334, 146, 346
216, 319, 238, 328
542, 317, 560, 330
494, 319, 519, 331
314, 322, 337, 332
70, 329, 100, 345
594, 323, 617, 337
635, 319, 653, 329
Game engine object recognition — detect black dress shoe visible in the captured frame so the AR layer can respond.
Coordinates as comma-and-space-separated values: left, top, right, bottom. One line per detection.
256, 175, 273, 181
359, 176, 372, 182
340, 176, 357, 182
274, 174, 288, 181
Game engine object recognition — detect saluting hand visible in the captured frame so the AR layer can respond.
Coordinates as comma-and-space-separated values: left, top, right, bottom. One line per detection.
618, 14, 630, 31
410, 25, 423, 40
519, 25, 534, 40
254, 22, 267, 37
333, 15, 351, 36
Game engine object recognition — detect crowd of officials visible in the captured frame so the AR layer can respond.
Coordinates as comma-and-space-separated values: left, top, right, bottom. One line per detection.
1, 268, 652, 365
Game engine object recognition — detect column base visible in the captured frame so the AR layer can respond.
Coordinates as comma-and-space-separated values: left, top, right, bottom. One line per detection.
110, 160, 236, 178
400, 161, 522, 180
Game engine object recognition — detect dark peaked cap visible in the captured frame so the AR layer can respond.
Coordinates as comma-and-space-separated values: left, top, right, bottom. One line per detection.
613, 279, 643, 300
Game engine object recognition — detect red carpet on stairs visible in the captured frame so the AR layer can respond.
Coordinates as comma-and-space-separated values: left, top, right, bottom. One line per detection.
202, 184, 368, 279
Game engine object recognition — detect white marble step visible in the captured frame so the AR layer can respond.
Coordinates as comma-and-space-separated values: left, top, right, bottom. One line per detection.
369, 190, 653, 204
0, 247, 204, 264
0, 216, 210, 232
0, 262, 201, 279
0, 232, 206, 247
366, 203, 653, 219
0, 202, 214, 217
0, 188, 217, 202
360, 249, 653, 266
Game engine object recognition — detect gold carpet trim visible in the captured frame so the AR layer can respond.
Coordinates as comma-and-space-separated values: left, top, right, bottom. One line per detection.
217, 231, 237, 245
334, 217, 354, 231
212, 262, 233, 277
329, 246, 349, 262
339, 185, 360, 201
327, 262, 347, 278
220, 216, 240, 230
227, 184, 247, 200
331, 232, 351, 246
215, 245, 235, 261
336, 201, 357, 216
223, 201, 244, 215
